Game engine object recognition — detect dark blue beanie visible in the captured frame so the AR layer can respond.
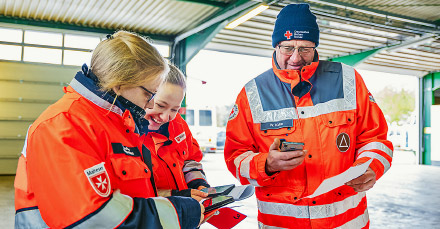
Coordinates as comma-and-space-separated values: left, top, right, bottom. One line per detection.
272, 3, 319, 48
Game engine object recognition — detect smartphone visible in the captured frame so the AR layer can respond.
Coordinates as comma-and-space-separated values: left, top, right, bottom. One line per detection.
200, 184, 235, 197
201, 195, 235, 213
280, 141, 304, 152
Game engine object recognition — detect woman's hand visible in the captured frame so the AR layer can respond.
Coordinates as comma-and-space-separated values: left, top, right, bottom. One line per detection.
190, 189, 208, 202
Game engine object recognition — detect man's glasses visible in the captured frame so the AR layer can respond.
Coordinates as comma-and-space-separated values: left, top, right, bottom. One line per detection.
278, 45, 315, 56
139, 86, 156, 103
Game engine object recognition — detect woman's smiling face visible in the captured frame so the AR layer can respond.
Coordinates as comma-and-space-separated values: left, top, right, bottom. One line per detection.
144, 82, 185, 130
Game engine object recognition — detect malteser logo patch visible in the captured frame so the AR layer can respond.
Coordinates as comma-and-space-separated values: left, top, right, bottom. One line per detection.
336, 132, 350, 152
84, 162, 111, 197
175, 132, 186, 143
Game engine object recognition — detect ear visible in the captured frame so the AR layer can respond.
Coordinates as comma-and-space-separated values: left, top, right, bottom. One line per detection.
112, 86, 121, 95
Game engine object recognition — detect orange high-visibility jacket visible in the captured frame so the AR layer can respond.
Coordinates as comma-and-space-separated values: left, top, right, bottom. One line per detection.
145, 114, 209, 192
224, 57, 393, 228
14, 68, 201, 229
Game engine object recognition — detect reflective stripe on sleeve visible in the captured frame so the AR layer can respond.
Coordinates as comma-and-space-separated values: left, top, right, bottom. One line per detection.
182, 160, 203, 173
184, 171, 207, 183
334, 209, 369, 229
357, 151, 391, 173
357, 142, 393, 158
257, 192, 366, 219
15, 208, 48, 229
233, 151, 253, 179
152, 197, 180, 229
234, 151, 260, 187
73, 190, 133, 229
21, 125, 31, 157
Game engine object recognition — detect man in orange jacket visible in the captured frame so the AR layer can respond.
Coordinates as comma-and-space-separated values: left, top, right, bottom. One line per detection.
224, 3, 393, 228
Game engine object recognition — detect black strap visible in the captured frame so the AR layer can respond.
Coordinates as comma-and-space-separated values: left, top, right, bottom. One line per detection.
141, 145, 158, 196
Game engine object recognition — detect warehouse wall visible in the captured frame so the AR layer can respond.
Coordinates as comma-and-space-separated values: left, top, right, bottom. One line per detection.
0, 61, 78, 174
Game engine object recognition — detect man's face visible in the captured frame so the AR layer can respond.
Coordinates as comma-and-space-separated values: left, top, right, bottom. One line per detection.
275, 40, 316, 70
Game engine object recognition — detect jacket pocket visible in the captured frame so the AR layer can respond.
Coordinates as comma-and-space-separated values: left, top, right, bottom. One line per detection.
110, 155, 149, 180
320, 111, 355, 128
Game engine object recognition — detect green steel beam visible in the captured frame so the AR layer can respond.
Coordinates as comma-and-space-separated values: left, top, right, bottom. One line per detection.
177, 0, 229, 8
421, 71, 440, 165
328, 47, 382, 66
0, 16, 174, 42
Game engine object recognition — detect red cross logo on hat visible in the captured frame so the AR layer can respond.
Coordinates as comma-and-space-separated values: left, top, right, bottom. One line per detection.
284, 30, 293, 39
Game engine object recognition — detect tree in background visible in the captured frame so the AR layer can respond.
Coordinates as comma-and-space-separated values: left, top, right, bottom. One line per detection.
375, 86, 415, 123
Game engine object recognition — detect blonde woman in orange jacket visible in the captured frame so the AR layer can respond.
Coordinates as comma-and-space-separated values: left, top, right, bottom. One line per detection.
14, 31, 204, 229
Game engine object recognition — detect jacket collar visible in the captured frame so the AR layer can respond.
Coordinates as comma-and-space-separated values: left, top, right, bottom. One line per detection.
272, 50, 320, 85
69, 64, 150, 135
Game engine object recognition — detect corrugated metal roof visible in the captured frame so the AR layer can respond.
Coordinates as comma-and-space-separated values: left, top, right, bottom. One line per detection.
206, 0, 440, 76
0, 0, 226, 35
0, 0, 439, 76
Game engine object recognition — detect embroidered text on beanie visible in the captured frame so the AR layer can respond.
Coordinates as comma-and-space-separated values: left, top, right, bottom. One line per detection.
272, 3, 320, 48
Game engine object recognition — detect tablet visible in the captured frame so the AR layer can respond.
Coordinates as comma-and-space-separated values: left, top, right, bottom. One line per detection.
200, 184, 235, 197
201, 195, 235, 213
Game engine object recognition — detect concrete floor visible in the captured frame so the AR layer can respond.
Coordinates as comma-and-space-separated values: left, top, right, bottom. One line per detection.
2, 150, 440, 229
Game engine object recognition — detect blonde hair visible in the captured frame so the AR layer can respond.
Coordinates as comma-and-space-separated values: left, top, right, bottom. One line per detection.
90, 30, 168, 91
166, 64, 186, 91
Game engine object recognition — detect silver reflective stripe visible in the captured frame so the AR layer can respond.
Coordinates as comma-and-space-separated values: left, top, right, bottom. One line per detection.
298, 63, 356, 118
15, 208, 48, 228
240, 153, 257, 179
239, 152, 261, 187
258, 222, 286, 229
152, 197, 180, 229
298, 98, 347, 118
184, 171, 207, 183
341, 63, 357, 111
357, 151, 391, 173
334, 209, 369, 229
357, 142, 393, 158
70, 78, 123, 116
74, 190, 133, 228
246, 64, 357, 122
234, 151, 253, 180
182, 160, 203, 173
258, 209, 368, 229
21, 125, 32, 157
245, 79, 298, 123
233, 151, 261, 187
257, 192, 366, 219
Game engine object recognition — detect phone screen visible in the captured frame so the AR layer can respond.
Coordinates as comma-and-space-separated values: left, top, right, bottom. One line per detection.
280, 142, 304, 152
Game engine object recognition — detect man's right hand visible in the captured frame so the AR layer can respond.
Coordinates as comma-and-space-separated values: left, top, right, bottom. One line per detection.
265, 138, 306, 174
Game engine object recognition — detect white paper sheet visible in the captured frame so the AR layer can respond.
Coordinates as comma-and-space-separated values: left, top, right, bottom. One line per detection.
304, 159, 373, 199
228, 185, 255, 201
